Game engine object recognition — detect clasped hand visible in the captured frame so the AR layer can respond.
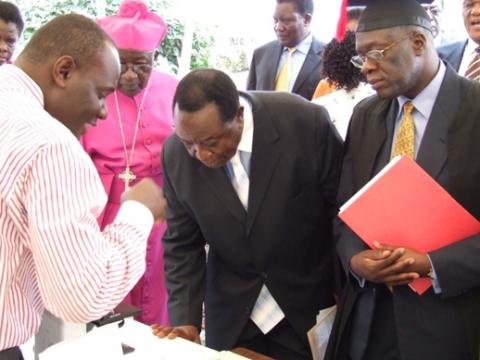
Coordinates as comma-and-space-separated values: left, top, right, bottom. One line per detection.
350, 241, 431, 288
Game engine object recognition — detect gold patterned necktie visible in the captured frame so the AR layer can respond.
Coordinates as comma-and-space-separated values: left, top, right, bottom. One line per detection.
465, 47, 480, 80
392, 101, 415, 159
275, 47, 296, 91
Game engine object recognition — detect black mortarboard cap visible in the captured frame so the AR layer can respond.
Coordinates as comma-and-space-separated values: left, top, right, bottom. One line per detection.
356, 0, 432, 32
349, 0, 433, 5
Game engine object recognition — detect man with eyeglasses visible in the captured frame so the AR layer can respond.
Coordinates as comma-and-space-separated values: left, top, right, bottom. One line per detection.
438, 0, 480, 79
326, 0, 480, 360
246, 0, 324, 100
81, 0, 178, 326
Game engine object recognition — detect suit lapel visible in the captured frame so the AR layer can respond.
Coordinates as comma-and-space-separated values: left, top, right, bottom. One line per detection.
353, 99, 392, 189
416, 66, 460, 179
292, 38, 322, 94
197, 163, 247, 224
450, 41, 467, 72
244, 93, 281, 235
265, 43, 283, 89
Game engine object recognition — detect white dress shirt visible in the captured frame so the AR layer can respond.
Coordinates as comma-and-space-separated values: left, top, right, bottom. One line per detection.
313, 82, 374, 140
458, 38, 479, 77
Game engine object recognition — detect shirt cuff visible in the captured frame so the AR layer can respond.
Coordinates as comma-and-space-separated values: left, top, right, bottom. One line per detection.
426, 254, 442, 294
116, 200, 154, 236
350, 269, 366, 288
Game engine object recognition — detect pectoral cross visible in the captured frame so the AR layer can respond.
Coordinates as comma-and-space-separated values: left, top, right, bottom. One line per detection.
119, 167, 136, 190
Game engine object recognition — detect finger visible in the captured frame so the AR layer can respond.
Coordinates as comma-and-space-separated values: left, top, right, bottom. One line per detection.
364, 249, 392, 260
381, 272, 420, 285
152, 326, 174, 338
167, 329, 180, 339
373, 241, 397, 251
380, 247, 406, 267
380, 256, 415, 276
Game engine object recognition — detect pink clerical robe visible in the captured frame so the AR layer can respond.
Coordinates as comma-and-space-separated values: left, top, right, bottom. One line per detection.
81, 70, 178, 325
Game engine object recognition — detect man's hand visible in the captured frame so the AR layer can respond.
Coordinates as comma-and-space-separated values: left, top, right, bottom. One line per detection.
373, 242, 432, 281
151, 324, 200, 344
350, 247, 420, 287
121, 178, 167, 222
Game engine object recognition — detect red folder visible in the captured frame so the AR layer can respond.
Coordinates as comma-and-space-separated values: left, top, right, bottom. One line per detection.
339, 156, 480, 294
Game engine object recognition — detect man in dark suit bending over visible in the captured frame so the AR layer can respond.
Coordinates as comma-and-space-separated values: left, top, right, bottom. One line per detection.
153, 69, 342, 359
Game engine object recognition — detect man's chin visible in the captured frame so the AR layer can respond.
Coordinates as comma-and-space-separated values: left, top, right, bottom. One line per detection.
119, 86, 142, 97
200, 159, 227, 169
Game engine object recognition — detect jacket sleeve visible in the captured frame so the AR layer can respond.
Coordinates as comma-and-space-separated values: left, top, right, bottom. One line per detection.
161, 141, 206, 328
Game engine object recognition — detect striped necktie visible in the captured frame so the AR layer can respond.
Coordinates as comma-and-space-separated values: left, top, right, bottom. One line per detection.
392, 101, 415, 159
230, 151, 249, 209
228, 152, 285, 334
465, 47, 480, 80
275, 47, 296, 91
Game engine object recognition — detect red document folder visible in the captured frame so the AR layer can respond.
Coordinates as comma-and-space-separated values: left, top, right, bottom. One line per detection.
339, 156, 480, 294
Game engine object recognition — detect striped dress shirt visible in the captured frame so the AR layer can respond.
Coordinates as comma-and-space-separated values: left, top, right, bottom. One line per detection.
0, 65, 153, 350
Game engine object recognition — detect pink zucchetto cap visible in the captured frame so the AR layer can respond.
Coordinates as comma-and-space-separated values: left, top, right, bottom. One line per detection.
98, 0, 168, 51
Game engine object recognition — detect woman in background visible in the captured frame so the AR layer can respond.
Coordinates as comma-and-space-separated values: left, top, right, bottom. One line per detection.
313, 30, 373, 139
0, 1, 23, 65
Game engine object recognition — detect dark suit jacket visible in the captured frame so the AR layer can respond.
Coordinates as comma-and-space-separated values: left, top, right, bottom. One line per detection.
162, 91, 343, 351
326, 66, 480, 360
246, 37, 324, 100
437, 40, 467, 72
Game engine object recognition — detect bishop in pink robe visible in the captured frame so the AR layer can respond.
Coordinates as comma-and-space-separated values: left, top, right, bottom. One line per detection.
81, 0, 178, 325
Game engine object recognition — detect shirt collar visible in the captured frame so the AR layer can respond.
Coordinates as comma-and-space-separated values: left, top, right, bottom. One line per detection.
283, 33, 312, 55
465, 38, 480, 56
1, 64, 44, 106
237, 96, 254, 153
397, 60, 446, 120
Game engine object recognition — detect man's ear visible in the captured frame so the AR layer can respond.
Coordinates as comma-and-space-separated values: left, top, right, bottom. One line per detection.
235, 105, 244, 122
303, 13, 312, 26
51, 55, 76, 88
411, 32, 427, 55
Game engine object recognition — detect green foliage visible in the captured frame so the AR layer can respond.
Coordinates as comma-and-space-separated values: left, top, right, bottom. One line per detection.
12, 0, 214, 74
216, 48, 249, 73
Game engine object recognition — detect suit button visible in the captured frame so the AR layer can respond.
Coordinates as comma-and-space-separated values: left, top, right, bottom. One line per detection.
261, 272, 267, 279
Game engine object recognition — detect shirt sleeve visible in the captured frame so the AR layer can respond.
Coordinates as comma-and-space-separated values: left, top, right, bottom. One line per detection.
23, 140, 153, 323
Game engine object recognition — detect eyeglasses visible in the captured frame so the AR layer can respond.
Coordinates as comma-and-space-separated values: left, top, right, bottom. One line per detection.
350, 33, 412, 69
120, 62, 153, 74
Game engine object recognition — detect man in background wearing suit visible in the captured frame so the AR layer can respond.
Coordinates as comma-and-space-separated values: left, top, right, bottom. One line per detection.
153, 69, 342, 359
438, 0, 480, 78
326, 1, 480, 359
246, 0, 324, 100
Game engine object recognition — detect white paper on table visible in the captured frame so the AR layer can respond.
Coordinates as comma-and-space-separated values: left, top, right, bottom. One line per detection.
39, 321, 123, 360
118, 319, 220, 360
39, 318, 247, 360
307, 305, 337, 360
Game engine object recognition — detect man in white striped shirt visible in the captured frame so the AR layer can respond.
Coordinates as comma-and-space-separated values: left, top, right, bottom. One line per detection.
0, 14, 166, 359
